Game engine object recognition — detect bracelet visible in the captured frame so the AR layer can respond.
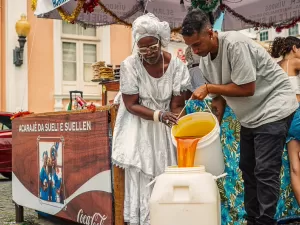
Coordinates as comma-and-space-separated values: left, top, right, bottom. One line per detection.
153, 110, 160, 122
205, 83, 209, 93
159, 111, 165, 122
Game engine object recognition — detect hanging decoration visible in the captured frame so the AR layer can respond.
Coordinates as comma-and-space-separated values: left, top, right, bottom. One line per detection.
192, 0, 220, 12
219, 3, 299, 32
33, 0, 182, 32
57, 0, 85, 23
31, 0, 38, 11
98, 1, 131, 27
81, 0, 99, 13
70, 0, 143, 29
96, 0, 182, 32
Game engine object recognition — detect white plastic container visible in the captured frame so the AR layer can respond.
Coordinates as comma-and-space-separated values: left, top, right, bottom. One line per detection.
171, 112, 225, 176
150, 166, 221, 225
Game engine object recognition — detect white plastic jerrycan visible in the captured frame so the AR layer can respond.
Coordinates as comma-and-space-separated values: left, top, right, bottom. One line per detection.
149, 166, 222, 225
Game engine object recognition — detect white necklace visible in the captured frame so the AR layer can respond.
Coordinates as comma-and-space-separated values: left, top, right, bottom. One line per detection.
162, 52, 164, 75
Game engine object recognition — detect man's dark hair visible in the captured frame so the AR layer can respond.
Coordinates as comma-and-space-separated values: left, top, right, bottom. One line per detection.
181, 8, 212, 37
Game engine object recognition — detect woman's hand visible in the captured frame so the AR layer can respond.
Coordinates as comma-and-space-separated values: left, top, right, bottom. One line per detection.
191, 84, 208, 100
161, 111, 178, 127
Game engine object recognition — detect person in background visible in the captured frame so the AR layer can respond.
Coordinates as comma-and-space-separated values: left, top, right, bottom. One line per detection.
181, 8, 298, 225
40, 151, 49, 201
269, 36, 300, 205
112, 13, 191, 225
185, 46, 206, 91
49, 145, 61, 203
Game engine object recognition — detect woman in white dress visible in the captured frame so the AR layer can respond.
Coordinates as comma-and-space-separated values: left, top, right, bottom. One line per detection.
112, 13, 192, 225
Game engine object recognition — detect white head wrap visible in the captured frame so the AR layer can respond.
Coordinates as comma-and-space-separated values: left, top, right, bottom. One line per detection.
132, 13, 171, 47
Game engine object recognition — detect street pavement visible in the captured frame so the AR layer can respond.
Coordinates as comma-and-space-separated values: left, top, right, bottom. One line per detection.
1, 175, 300, 225
0, 174, 58, 225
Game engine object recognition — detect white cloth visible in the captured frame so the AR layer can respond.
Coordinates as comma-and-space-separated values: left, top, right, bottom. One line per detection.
113, 91, 122, 104
289, 75, 300, 94
112, 53, 191, 225
124, 168, 153, 225
132, 13, 171, 47
189, 66, 206, 92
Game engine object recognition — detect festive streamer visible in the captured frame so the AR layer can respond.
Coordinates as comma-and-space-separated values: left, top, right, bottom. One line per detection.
34, 0, 299, 33
220, 3, 299, 32
33, 0, 182, 32
57, 0, 85, 23
98, 1, 131, 27
82, 0, 99, 13
97, 0, 182, 32
31, 0, 37, 11
192, 0, 220, 12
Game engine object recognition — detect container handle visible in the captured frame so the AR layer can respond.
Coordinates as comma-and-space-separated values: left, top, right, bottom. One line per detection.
177, 98, 192, 119
203, 99, 214, 115
145, 176, 159, 188
213, 173, 227, 180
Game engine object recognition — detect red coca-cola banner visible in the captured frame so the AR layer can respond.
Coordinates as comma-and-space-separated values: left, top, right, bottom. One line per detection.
12, 110, 112, 225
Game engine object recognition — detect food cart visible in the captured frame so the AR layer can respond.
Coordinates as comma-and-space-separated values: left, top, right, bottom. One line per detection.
12, 0, 300, 224
12, 1, 195, 224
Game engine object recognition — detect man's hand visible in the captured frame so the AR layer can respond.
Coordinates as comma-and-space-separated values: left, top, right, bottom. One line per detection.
191, 84, 208, 100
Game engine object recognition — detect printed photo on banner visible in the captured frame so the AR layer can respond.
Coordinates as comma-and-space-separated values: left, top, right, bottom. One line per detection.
38, 137, 65, 206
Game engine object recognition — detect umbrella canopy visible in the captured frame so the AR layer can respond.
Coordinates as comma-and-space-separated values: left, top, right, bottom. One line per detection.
34, 0, 193, 31
34, 0, 300, 32
223, 0, 300, 31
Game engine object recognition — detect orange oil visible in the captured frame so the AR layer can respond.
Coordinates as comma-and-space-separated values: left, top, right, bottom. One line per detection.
173, 113, 215, 168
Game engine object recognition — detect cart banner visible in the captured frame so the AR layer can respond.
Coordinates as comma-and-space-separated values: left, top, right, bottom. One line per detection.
12, 111, 112, 225
223, 0, 300, 31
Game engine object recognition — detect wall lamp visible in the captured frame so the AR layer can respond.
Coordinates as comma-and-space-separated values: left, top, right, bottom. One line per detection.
13, 14, 31, 67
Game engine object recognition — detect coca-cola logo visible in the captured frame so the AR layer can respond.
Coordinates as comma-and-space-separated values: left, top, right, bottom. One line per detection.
77, 209, 107, 225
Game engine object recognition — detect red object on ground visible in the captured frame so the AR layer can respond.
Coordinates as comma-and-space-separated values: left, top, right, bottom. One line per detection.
0, 112, 13, 179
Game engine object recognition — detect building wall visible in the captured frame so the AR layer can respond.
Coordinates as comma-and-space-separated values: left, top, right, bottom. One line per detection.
53, 21, 112, 111
2, 4, 163, 112
27, 1, 55, 113
5, 0, 29, 112
110, 25, 132, 65
106, 25, 132, 104
247, 25, 298, 43
0, 0, 5, 111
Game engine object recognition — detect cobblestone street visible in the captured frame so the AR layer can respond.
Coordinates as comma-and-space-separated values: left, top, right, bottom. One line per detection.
0, 174, 37, 224
0, 174, 71, 225
1, 175, 300, 225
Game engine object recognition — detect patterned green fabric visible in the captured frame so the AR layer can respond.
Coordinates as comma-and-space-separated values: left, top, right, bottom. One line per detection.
185, 99, 300, 224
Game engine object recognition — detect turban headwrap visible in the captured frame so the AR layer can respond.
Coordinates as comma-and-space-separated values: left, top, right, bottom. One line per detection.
132, 13, 171, 47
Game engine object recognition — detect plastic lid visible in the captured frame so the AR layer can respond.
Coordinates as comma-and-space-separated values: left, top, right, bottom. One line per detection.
165, 165, 206, 174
